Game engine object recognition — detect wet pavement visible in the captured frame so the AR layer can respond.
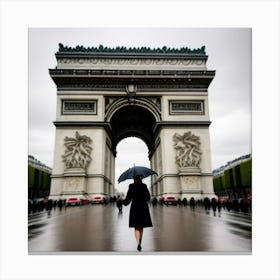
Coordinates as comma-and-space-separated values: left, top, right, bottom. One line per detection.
28, 204, 251, 253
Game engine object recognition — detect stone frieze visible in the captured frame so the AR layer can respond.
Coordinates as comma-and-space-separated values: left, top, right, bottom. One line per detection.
57, 57, 206, 67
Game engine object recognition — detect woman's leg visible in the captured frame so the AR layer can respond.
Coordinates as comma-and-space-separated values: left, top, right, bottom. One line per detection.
135, 228, 143, 251
134, 228, 141, 244
139, 228, 143, 244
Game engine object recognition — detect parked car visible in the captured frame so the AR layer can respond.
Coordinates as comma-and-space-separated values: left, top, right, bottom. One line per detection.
91, 196, 106, 204
163, 196, 178, 206
65, 197, 81, 206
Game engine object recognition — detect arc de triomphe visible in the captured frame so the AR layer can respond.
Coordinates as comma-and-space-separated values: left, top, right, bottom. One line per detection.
49, 44, 216, 200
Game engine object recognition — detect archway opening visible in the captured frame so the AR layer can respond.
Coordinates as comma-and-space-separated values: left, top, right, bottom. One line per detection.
109, 105, 157, 154
115, 137, 151, 196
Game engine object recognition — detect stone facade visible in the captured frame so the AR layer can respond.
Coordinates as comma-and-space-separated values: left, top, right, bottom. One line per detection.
49, 45, 216, 200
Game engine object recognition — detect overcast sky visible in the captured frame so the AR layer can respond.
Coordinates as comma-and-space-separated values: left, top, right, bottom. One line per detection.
29, 28, 251, 193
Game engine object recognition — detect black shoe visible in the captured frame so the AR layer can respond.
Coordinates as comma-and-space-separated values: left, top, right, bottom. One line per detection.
137, 244, 142, 251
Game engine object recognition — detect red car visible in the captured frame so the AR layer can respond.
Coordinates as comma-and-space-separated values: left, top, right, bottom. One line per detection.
163, 196, 178, 206
65, 197, 81, 206
91, 196, 106, 204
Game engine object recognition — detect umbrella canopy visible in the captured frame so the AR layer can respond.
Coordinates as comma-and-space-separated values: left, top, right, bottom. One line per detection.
118, 166, 157, 183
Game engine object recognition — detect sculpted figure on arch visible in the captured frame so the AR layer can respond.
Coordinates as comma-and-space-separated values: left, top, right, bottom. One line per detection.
62, 131, 93, 169
173, 132, 202, 168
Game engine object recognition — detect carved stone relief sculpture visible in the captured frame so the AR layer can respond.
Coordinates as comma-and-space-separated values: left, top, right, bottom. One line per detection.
62, 131, 93, 169
173, 132, 202, 168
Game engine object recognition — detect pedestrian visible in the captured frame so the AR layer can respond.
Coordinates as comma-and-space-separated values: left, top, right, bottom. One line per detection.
122, 175, 153, 252
177, 198, 182, 207
47, 199, 53, 216
116, 195, 123, 213
204, 197, 211, 213
44, 196, 49, 211
248, 198, 252, 213
58, 199, 63, 210
233, 199, 239, 212
182, 198, 187, 207
190, 197, 195, 210
211, 198, 217, 215
217, 198, 222, 213
112, 196, 117, 205
241, 198, 249, 213
152, 197, 158, 207
226, 198, 232, 211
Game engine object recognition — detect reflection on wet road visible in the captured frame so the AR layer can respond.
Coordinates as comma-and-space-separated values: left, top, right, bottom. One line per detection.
28, 204, 251, 253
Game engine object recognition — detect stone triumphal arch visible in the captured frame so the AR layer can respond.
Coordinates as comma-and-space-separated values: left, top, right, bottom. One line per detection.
49, 44, 216, 200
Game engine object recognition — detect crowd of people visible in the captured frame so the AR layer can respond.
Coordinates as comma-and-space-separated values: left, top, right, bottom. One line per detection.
28, 195, 251, 215
150, 196, 252, 213
28, 195, 128, 214
28, 197, 65, 214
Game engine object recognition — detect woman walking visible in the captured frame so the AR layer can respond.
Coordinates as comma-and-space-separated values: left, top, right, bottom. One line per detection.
122, 175, 153, 251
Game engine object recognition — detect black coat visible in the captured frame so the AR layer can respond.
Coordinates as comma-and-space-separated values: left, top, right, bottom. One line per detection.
122, 182, 153, 228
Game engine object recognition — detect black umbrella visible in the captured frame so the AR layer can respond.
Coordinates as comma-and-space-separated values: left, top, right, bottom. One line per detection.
118, 166, 157, 183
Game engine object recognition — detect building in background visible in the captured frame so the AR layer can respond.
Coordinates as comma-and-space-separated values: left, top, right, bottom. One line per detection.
28, 155, 52, 199
28, 155, 52, 173
213, 154, 251, 199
